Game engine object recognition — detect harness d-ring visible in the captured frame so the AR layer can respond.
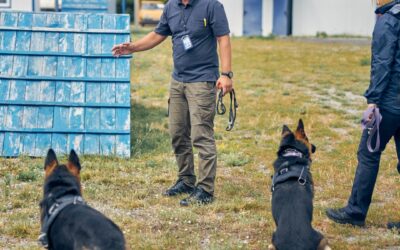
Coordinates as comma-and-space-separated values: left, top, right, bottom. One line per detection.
298, 166, 307, 185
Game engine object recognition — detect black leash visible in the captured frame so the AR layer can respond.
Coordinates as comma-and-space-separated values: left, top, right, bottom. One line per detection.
216, 89, 238, 131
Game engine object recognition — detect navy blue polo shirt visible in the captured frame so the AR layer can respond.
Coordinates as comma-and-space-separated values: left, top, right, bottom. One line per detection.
155, 0, 230, 83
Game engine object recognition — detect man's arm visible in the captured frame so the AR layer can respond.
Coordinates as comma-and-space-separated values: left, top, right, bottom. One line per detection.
112, 32, 167, 56
217, 35, 233, 94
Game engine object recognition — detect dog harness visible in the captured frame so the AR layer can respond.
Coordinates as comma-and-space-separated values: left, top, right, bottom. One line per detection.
217, 89, 238, 131
271, 149, 311, 192
38, 195, 86, 249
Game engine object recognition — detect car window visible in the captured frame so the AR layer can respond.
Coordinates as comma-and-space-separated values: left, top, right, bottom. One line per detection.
142, 3, 164, 10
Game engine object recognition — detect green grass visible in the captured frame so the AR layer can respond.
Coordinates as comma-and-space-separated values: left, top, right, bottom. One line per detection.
1, 30, 399, 249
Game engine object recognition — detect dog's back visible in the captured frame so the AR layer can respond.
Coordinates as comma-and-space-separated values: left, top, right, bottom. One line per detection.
49, 205, 125, 250
272, 179, 322, 250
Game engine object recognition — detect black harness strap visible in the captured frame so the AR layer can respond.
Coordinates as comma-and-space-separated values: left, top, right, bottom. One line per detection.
38, 195, 86, 249
271, 149, 311, 192
216, 89, 238, 131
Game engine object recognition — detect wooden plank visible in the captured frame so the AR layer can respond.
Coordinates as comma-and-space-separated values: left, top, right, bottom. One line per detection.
100, 108, 115, 130
23, 107, 38, 129
12, 56, 28, 76
84, 134, 100, 155
101, 83, 116, 103
0, 132, 4, 155
8, 80, 25, 101
0, 56, 14, 76
3, 132, 21, 157
21, 133, 36, 156
25, 81, 41, 101
37, 107, 53, 129
52, 133, 68, 155
100, 135, 115, 155
0, 80, 9, 100
53, 107, 69, 129
116, 83, 130, 104
35, 133, 52, 156
5, 106, 23, 129
0, 106, 5, 129
55, 81, 71, 102
116, 135, 130, 157
68, 134, 83, 154
86, 82, 101, 103
85, 108, 100, 130
70, 107, 84, 129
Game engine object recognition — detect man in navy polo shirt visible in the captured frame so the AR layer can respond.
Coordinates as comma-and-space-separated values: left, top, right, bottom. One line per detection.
112, 0, 232, 206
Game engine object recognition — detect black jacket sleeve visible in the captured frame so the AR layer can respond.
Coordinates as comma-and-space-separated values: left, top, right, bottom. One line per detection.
364, 13, 400, 105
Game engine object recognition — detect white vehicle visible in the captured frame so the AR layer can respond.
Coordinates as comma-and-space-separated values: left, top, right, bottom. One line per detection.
40, 0, 62, 11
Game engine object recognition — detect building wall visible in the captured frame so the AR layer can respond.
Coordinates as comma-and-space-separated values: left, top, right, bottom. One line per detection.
292, 0, 376, 36
262, 0, 273, 36
219, 0, 244, 37
0, 0, 34, 11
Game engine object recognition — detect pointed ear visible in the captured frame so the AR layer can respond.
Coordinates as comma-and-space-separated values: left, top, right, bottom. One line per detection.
67, 149, 81, 172
295, 119, 307, 139
44, 149, 58, 177
282, 125, 292, 136
311, 144, 317, 154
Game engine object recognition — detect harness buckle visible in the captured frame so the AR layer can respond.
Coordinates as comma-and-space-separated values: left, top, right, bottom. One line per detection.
298, 166, 307, 186
48, 203, 59, 215
38, 233, 49, 249
279, 168, 289, 175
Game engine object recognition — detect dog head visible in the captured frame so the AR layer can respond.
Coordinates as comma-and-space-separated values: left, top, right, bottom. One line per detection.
41, 149, 82, 222
278, 119, 316, 160
44, 149, 82, 183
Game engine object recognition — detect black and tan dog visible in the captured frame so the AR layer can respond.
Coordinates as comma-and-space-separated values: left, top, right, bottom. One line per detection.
39, 149, 126, 250
269, 120, 330, 250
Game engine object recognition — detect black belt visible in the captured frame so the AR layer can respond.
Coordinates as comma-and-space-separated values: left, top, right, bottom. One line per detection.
217, 89, 238, 131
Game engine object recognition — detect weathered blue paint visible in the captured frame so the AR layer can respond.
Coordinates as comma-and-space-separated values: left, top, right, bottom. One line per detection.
243, 0, 263, 36
0, 12, 131, 157
62, 0, 109, 13
273, 0, 293, 36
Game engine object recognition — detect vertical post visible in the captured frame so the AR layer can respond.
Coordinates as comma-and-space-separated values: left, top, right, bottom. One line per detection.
32, 0, 35, 11
134, 0, 140, 29
55, 0, 59, 12
122, 0, 126, 13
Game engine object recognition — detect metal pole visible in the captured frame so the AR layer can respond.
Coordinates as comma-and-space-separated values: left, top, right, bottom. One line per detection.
122, 0, 126, 13
32, 0, 35, 12
55, 0, 59, 12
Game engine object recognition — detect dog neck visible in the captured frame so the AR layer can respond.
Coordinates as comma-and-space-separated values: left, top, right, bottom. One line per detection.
40, 167, 82, 223
281, 148, 304, 158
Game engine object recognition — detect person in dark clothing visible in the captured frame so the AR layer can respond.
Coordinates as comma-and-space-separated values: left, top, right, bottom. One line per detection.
326, 0, 400, 229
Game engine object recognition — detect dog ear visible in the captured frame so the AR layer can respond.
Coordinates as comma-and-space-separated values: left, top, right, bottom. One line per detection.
44, 149, 58, 177
295, 119, 308, 140
282, 125, 292, 136
311, 144, 317, 153
67, 149, 81, 175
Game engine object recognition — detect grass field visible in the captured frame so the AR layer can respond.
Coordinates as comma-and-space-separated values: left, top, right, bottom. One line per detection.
1, 29, 400, 249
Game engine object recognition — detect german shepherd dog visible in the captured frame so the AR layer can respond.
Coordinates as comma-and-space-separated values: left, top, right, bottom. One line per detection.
39, 149, 126, 250
269, 120, 330, 250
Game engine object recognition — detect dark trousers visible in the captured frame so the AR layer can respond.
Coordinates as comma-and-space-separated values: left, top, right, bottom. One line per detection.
344, 109, 400, 220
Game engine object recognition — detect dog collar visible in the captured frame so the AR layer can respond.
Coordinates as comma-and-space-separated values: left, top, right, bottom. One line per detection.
282, 148, 304, 158
38, 195, 86, 249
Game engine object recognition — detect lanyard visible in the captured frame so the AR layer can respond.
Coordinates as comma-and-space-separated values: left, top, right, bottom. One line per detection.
180, 5, 194, 31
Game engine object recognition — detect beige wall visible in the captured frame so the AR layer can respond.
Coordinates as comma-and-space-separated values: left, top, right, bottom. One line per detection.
3, 0, 34, 11
292, 0, 376, 36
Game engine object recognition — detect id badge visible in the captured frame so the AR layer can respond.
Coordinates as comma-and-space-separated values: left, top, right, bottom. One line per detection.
182, 35, 193, 51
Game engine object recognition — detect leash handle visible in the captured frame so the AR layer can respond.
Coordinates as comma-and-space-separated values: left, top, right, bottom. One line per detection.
216, 89, 238, 131
366, 107, 382, 153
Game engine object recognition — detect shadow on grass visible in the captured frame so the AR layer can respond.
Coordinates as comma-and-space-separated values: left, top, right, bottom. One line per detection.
130, 102, 171, 157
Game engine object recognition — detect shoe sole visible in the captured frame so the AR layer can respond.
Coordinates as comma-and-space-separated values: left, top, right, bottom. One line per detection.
163, 189, 194, 197
326, 211, 365, 227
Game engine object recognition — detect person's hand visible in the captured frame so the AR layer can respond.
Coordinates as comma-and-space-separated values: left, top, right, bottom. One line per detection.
216, 76, 233, 95
363, 103, 377, 123
112, 42, 135, 57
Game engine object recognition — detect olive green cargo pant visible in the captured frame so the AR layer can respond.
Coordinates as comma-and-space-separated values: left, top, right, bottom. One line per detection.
169, 78, 217, 195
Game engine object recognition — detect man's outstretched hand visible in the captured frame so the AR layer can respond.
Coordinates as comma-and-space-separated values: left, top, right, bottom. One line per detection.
112, 42, 135, 57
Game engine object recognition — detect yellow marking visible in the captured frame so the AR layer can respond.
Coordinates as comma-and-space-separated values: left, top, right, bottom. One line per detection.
204, 18, 207, 27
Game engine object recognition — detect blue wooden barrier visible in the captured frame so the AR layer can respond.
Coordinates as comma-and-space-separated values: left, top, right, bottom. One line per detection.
62, 0, 109, 13
0, 12, 131, 157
